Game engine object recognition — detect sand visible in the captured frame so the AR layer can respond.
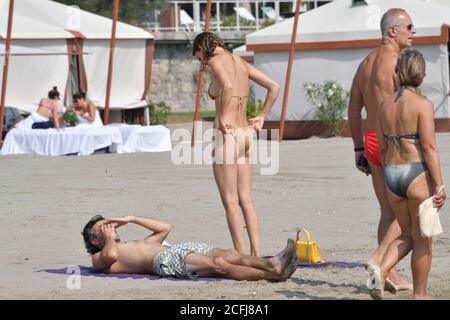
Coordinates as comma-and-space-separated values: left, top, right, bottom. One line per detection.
0, 123, 449, 300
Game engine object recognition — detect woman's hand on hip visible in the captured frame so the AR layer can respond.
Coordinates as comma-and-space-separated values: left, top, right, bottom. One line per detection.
249, 115, 265, 132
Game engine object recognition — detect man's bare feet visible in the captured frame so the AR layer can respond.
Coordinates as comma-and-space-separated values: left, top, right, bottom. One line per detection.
273, 239, 296, 281
268, 256, 282, 274
281, 248, 298, 281
275, 239, 295, 273
366, 264, 385, 300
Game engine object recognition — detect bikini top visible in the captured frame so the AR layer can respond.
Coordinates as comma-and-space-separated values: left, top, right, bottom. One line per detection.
207, 51, 249, 121
386, 86, 420, 143
39, 99, 56, 113
384, 133, 420, 142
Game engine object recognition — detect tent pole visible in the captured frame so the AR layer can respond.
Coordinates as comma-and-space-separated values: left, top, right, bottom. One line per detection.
0, 0, 15, 145
279, 0, 302, 143
103, 0, 119, 125
191, 0, 212, 147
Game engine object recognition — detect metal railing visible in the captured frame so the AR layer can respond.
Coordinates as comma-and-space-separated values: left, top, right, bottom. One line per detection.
144, 0, 334, 33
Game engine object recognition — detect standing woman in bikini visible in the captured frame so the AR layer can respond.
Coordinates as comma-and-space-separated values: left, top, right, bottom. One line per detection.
192, 32, 280, 257
367, 49, 446, 300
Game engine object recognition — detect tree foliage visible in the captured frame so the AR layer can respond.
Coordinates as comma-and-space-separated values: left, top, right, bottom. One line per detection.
54, 0, 168, 24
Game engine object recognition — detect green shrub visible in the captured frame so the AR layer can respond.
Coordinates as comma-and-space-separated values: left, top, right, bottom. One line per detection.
149, 101, 171, 125
246, 99, 264, 121
304, 81, 349, 137
211, 15, 256, 28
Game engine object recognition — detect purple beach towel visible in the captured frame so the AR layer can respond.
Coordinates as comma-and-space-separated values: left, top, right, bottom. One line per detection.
39, 261, 365, 281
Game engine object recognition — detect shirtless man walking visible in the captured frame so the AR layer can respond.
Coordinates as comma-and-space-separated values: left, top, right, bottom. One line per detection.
81, 214, 298, 281
348, 8, 416, 292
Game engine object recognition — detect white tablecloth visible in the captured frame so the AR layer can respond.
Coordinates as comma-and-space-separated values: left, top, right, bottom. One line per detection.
0, 126, 123, 156
112, 125, 172, 153
0, 125, 172, 156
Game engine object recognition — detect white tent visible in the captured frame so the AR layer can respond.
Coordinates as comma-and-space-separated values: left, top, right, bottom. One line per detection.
0, 0, 154, 116
422, 0, 450, 7
246, 0, 450, 137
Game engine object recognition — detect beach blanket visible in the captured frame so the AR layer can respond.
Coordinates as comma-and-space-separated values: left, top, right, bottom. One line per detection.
40, 261, 365, 282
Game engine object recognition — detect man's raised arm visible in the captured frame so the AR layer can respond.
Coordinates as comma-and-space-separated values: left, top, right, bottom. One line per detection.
107, 215, 172, 244
92, 224, 119, 271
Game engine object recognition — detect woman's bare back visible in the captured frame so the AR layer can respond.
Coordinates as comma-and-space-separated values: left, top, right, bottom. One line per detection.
208, 52, 250, 129
379, 90, 427, 165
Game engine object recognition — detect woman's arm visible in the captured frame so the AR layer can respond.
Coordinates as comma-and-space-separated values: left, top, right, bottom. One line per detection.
375, 108, 387, 167
208, 57, 233, 133
53, 102, 60, 129
84, 103, 96, 122
418, 101, 445, 193
244, 60, 280, 131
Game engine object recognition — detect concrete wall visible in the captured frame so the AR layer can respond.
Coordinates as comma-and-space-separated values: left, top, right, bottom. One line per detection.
148, 31, 246, 112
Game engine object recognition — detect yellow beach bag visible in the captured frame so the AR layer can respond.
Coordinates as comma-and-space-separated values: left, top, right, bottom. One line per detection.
295, 228, 323, 263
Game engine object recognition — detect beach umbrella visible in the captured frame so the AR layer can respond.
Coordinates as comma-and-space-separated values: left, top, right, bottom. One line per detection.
0, 0, 14, 145
103, 0, 120, 125
279, 0, 303, 143
191, 0, 213, 147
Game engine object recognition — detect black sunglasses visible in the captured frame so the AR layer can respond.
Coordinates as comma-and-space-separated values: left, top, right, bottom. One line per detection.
395, 24, 414, 31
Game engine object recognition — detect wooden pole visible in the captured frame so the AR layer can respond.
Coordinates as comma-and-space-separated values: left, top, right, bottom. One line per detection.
279, 0, 302, 143
0, 0, 15, 145
103, 0, 120, 125
191, 0, 213, 147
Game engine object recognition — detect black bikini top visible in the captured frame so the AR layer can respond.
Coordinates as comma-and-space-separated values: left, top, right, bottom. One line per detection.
384, 133, 420, 142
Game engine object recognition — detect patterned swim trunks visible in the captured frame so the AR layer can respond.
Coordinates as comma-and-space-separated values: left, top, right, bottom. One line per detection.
153, 242, 214, 279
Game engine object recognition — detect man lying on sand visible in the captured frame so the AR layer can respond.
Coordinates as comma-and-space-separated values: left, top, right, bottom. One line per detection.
82, 215, 298, 281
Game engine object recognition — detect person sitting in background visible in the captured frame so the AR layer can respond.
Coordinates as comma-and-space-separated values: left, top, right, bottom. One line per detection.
15, 87, 61, 130
72, 93, 103, 128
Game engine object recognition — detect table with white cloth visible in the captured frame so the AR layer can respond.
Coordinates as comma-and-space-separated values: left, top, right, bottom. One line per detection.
110, 125, 172, 153
0, 124, 172, 156
0, 126, 123, 156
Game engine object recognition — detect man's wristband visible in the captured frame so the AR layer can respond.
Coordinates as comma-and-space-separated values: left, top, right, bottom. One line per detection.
354, 146, 365, 152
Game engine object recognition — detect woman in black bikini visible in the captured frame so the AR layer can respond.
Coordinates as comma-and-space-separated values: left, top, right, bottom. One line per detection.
367, 49, 446, 300
192, 32, 280, 256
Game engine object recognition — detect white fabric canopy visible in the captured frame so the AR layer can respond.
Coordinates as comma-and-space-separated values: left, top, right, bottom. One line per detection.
0, 0, 152, 39
0, 0, 153, 114
0, 39, 69, 113
0, 43, 71, 56
83, 39, 147, 109
247, 0, 450, 45
247, 0, 450, 121
254, 44, 449, 121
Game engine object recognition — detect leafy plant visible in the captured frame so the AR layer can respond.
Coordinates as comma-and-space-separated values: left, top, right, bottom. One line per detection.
246, 99, 265, 121
149, 101, 171, 125
304, 81, 349, 137
213, 15, 256, 28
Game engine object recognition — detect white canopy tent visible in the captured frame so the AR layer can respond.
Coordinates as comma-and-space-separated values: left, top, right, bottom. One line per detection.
246, 0, 450, 137
422, 0, 450, 7
0, 0, 154, 115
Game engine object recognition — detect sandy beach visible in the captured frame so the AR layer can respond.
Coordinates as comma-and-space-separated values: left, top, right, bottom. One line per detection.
0, 123, 449, 300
